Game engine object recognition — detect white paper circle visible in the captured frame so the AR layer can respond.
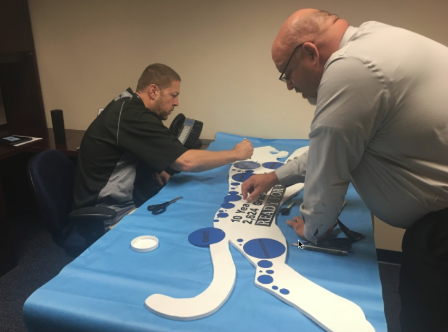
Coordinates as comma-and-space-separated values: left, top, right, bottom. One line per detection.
131, 235, 159, 252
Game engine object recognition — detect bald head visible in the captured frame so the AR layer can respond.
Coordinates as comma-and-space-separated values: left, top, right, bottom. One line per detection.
272, 9, 348, 71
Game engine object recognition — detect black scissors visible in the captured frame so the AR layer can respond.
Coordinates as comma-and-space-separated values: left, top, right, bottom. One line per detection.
147, 196, 183, 215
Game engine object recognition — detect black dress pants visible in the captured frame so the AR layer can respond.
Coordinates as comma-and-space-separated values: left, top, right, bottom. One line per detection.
399, 208, 448, 332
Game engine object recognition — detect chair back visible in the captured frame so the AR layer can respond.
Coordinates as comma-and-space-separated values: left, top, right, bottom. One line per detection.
28, 149, 75, 245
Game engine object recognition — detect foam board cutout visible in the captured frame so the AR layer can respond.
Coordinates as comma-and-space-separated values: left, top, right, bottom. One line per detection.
145, 146, 375, 332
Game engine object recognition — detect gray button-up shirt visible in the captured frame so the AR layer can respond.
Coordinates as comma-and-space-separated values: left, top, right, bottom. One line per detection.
275, 22, 448, 243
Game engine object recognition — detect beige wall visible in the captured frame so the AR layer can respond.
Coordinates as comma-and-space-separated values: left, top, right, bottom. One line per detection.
27, 0, 448, 251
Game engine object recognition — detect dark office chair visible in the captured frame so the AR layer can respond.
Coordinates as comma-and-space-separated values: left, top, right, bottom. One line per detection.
28, 149, 116, 257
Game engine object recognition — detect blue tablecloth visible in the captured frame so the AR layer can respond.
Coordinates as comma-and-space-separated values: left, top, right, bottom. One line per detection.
23, 132, 387, 332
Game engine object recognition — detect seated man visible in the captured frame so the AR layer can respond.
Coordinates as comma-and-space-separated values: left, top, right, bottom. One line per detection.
73, 63, 253, 224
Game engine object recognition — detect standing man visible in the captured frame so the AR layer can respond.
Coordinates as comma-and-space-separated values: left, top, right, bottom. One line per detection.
74, 63, 253, 224
241, 9, 448, 331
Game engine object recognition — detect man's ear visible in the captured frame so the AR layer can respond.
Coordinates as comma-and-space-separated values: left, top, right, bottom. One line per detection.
147, 84, 159, 100
302, 42, 320, 64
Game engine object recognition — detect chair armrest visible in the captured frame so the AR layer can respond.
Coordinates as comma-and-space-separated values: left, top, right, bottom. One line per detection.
68, 206, 117, 222
68, 207, 117, 245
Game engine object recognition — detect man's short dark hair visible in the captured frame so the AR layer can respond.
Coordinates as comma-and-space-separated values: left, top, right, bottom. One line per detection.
136, 63, 181, 92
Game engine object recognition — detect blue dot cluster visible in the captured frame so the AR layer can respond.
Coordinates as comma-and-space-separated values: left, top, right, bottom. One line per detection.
225, 191, 241, 201
216, 191, 242, 220
217, 161, 281, 223
216, 176, 246, 222
231, 182, 240, 190
256, 260, 290, 295
215, 162, 262, 223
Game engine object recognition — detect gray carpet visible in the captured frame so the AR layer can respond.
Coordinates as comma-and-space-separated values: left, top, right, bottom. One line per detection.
0, 217, 73, 332
0, 214, 401, 332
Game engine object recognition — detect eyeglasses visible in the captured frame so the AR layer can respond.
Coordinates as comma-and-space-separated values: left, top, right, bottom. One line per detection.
279, 43, 303, 83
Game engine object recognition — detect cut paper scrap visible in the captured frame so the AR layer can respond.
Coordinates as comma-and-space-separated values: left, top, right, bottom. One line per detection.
145, 146, 375, 332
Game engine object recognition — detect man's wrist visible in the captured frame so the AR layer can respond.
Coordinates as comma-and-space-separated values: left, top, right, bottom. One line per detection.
233, 148, 247, 161
229, 150, 237, 162
268, 171, 280, 186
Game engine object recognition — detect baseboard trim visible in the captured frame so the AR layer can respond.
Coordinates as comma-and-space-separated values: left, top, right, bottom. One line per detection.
376, 249, 402, 265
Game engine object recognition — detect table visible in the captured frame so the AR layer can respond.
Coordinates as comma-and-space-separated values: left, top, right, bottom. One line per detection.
23, 132, 387, 332
0, 129, 84, 277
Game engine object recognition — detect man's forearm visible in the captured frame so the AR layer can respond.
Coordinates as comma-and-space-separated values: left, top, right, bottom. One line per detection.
275, 149, 308, 186
170, 149, 239, 172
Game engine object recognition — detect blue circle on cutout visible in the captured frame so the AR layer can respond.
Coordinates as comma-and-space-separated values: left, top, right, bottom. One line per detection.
280, 289, 290, 295
217, 212, 229, 218
231, 182, 240, 186
272, 286, 278, 290
231, 171, 254, 182
243, 238, 286, 259
233, 161, 261, 170
266, 270, 274, 274
262, 162, 284, 170
221, 202, 235, 209
188, 227, 226, 247
257, 260, 273, 268
214, 219, 219, 222
223, 194, 242, 203
257, 275, 274, 284
237, 239, 244, 242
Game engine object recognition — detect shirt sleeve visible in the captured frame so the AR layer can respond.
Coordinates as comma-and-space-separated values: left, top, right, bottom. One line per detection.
301, 55, 387, 244
117, 104, 188, 173
275, 149, 308, 186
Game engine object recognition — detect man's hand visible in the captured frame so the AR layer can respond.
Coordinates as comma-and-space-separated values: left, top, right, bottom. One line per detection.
286, 216, 306, 238
241, 172, 279, 202
287, 216, 337, 241
233, 139, 253, 160
155, 171, 170, 187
